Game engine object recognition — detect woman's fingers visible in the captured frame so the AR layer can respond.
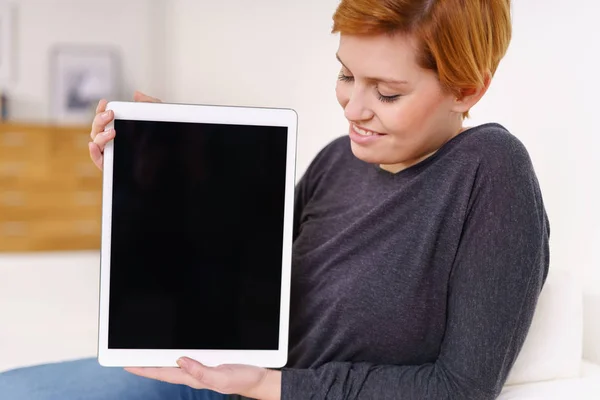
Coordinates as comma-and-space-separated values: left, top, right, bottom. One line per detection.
90, 126, 116, 172
89, 142, 104, 171
90, 108, 114, 140
89, 98, 114, 171
93, 127, 116, 152
88, 92, 161, 172
91, 90, 159, 141
95, 98, 108, 114
133, 90, 162, 103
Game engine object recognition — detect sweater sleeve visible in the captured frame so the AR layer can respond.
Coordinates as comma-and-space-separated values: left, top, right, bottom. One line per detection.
293, 171, 310, 241
292, 137, 346, 241
281, 139, 550, 399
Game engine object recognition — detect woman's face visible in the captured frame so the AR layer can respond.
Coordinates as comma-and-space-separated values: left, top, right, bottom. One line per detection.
335, 33, 466, 173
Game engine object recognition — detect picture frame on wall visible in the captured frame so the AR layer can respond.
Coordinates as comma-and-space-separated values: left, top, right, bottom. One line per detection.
50, 46, 120, 124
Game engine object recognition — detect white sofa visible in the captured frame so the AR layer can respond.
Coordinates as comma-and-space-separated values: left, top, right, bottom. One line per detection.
0, 251, 599, 398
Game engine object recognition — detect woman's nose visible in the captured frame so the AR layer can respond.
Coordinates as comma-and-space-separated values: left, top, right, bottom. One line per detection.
343, 90, 373, 122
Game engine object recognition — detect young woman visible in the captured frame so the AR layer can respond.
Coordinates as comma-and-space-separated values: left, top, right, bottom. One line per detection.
0, 0, 549, 399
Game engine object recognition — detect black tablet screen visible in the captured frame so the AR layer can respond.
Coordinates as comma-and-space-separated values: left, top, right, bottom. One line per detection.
107, 119, 287, 350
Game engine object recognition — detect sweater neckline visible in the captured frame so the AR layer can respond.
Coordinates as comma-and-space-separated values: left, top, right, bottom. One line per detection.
370, 123, 503, 178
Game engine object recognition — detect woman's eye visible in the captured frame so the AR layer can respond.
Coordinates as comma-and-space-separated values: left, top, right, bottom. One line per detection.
337, 73, 354, 83
337, 72, 401, 103
378, 93, 401, 103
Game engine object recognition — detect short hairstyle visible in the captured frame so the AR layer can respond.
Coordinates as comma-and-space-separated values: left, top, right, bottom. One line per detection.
332, 0, 512, 117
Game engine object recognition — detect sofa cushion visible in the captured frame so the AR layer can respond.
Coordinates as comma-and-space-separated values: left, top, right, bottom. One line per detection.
499, 361, 600, 399
505, 268, 583, 386
583, 292, 600, 365
0, 251, 100, 373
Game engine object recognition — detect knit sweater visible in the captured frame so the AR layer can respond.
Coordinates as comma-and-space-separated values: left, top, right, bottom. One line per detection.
278, 123, 550, 399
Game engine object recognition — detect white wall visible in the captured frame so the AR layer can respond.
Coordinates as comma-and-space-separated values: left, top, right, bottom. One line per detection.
2, 0, 166, 121
163, 0, 345, 177
468, 0, 600, 294
165, 0, 600, 294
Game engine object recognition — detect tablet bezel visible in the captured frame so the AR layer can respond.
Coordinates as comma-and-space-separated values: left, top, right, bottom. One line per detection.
97, 101, 297, 368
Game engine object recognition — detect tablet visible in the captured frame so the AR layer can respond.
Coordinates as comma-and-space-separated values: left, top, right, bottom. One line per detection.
97, 101, 297, 368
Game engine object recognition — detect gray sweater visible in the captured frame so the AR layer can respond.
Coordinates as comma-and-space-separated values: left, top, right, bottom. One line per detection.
279, 123, 550, 399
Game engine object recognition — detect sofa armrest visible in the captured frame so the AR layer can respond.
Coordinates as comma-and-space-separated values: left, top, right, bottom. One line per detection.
583, 291, 600, 365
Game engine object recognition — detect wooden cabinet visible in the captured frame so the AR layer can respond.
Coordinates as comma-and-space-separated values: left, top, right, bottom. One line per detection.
0, 122, 102, 252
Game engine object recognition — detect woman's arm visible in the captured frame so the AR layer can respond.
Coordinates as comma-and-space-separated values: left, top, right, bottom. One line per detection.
278, 141, 550, 400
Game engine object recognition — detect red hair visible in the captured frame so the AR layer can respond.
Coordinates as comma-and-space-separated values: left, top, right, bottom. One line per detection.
332, 0, 512, 117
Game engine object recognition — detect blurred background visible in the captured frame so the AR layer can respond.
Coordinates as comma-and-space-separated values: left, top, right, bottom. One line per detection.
0, 0, 598, 385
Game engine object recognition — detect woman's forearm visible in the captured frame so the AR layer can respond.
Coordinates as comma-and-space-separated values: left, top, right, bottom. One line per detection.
243, 369, 281, 400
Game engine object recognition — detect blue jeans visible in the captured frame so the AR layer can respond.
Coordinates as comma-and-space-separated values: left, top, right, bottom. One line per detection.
0, 358, 227, 400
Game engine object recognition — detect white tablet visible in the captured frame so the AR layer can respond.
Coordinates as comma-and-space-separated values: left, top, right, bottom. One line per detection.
98, 101, 297, 368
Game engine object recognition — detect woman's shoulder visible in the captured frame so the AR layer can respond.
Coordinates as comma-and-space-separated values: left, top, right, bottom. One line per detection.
295, 135, 353, 197
301, 135, 354, 177
450, 122, 536, 175
314, 135, 353, 161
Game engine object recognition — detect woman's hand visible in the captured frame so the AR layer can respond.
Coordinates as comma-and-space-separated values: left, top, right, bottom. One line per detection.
125, 358, 281, 400
88, 91, 161, 171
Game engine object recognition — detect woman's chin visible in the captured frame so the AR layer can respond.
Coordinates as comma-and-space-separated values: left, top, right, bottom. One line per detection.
349, 142, 401, 166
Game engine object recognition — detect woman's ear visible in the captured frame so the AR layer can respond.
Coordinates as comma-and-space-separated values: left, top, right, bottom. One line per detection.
451, 72, 492, 114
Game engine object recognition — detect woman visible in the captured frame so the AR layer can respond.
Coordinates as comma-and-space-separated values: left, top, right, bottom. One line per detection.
0, 0, 549, 399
